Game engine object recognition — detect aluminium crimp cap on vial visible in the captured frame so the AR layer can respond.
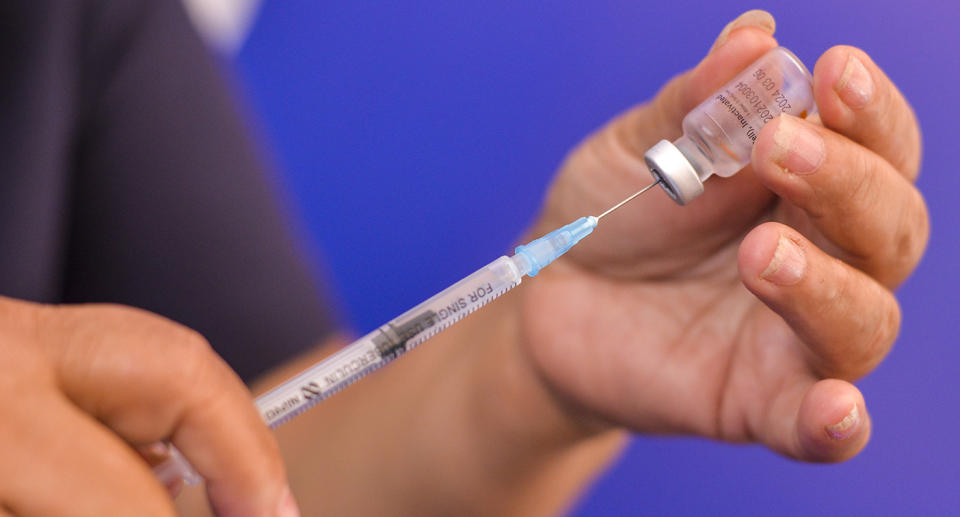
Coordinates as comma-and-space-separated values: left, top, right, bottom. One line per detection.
643, 140, 704, 205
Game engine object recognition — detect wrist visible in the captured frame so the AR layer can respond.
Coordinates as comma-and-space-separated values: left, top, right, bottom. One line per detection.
452, 287, 627, 512
461, 281, 617, 453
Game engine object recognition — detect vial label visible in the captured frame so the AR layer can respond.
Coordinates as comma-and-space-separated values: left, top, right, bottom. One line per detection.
728, 66, 805, 143
679, 47, 815, 179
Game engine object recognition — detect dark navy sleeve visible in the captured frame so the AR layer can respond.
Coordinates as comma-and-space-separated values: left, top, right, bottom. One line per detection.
61, 0, 338, 382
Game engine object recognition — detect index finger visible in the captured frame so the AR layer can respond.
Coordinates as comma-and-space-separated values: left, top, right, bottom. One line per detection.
36, 303, 298, 517
813, 45, 922, 180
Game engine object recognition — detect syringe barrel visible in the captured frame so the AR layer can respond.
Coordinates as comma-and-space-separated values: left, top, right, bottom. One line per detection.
255, 255, 523, 428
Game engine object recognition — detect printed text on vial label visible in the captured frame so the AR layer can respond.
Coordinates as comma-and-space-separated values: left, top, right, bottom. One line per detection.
719, 66, 798, 143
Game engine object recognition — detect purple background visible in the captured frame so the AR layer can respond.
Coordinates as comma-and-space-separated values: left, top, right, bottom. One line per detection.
232, 1, 960, 514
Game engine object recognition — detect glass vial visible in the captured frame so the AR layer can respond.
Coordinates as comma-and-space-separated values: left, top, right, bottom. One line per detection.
644, 47, 815, 205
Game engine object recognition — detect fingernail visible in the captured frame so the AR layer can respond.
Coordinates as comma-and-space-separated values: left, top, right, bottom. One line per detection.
826, 403, 860, 441
277, 486, 301, 517
835, 55, 874, 109
711, 10, 776, 52
761, 235, 805, 285
771, 115, 824, 175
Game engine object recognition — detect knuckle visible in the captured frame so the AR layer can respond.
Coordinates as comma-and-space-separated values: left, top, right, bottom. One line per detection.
894, 189, 930, 263
864, 295, 901, 365
169, 328, 219, 388
95, 308, 224, 399
168, 329, 248, 413
155, 321, 216, 367
876, 186, 929, 287
848, 292, 900, 379
809, 149, 877, 248
172, 326, 214, 360
813, 264, 898, 380
842, 151, 879, 214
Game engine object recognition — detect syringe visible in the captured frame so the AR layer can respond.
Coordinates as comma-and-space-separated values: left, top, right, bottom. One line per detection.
154, 180, 661, 487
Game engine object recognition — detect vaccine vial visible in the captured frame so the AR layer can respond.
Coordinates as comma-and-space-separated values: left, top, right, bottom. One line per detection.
645, 47, 815, 205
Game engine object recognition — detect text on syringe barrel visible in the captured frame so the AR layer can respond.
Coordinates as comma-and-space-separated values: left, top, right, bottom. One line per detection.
255, 256, 523, 428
